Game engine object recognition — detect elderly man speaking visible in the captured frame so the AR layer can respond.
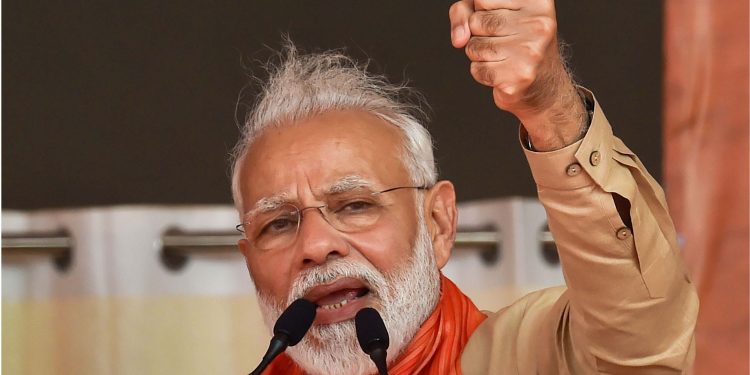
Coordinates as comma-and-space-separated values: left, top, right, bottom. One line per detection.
230, 1, 698, 374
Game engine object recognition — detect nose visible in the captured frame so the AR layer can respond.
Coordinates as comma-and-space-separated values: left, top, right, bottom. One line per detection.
294, 207, 351, 267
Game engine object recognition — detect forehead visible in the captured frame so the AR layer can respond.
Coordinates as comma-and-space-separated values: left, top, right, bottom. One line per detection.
239, 109, 411, 208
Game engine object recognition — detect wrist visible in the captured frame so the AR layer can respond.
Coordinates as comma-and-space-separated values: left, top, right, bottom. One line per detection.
522, 84, 590, 151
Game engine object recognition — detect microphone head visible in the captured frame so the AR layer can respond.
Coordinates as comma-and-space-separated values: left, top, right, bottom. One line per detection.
355, 307, 390, 353
273, 298, 317, 346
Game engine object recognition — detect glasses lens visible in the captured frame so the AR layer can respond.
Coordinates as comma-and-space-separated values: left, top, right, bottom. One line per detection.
243, 190, 396, 250
247, 204, 300, 250
326, 192, 385, 232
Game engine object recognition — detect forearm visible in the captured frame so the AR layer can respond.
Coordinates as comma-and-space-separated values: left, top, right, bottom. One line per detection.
525, 90, 698, 372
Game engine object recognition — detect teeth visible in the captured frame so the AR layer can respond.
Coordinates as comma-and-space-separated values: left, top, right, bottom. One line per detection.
320, 295, 358, 310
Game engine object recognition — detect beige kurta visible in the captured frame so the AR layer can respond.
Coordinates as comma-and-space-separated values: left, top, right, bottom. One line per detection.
460, 90, 699, 374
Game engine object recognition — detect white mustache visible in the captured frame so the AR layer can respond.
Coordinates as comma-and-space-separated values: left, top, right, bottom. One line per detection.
287, 258, 390, 306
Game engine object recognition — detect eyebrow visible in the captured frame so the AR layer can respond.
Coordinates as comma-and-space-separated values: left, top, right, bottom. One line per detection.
245, 193, 292, 218
244, 175, 376, 218
326, 175, 374, 194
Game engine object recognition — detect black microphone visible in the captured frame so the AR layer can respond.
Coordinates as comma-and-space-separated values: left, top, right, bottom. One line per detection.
355, 307, 390, 375
249, 299, 317, 375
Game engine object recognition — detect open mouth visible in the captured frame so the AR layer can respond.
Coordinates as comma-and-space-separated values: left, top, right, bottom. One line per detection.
317, 288, 370, 310
303, 277, 373, 322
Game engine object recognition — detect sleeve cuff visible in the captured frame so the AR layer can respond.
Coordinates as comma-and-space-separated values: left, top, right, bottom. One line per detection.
520, 88, 617, 191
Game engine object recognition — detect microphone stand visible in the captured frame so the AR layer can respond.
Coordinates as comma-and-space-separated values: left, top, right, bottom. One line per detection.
249, 299, 316, 375
355, 307, 390, 375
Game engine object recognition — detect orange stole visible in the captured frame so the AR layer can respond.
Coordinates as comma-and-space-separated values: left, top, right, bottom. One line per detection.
263, 275, 487, 374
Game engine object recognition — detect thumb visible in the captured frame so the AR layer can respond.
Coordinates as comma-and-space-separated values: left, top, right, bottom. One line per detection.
449, 0, 473, 48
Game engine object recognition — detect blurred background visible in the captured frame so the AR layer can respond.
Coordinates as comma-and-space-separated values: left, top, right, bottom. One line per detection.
2, 1, 747, 374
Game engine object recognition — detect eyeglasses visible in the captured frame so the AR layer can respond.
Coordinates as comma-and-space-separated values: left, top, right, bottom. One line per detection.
236, 185, 429, 251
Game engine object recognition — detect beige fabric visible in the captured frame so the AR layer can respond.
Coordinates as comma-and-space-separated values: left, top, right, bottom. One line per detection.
461, 90, 698, 374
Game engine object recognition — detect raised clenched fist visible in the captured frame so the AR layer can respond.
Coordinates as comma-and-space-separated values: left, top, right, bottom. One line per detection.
449, 0, 588, 151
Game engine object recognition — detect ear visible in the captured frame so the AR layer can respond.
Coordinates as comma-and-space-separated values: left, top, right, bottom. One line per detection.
423, 180, 458, 269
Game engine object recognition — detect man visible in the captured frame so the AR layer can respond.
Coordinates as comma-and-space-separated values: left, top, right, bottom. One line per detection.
231, 0, 698, 374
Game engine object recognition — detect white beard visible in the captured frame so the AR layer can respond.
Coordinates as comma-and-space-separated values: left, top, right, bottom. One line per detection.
256, 217, 442, 375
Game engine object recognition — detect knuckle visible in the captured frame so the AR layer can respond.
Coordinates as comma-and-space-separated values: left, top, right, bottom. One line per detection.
505, 84, 523, 97
517, 75, 534, 90
524, 44, 543, 62
470, 12, 506, 35
465, 39, 480, 60
533, 17, 557, 38
469, 62, 481, 78
465, 43, 475, 60
483, 68, 497, 86
470, 63, 495, 86
494, 87, 520, 108
481, 13, 506, 34
465, 38, 498, 61
517, 64, 536, 84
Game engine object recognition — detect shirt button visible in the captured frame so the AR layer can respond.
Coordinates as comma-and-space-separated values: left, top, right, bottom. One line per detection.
566, 163, 582, 176
616, 227, 632, 240
590, 151, 601, 166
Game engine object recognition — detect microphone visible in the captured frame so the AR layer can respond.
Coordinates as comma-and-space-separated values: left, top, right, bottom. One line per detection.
355, 307, 390, 375
249, 298, 317, 375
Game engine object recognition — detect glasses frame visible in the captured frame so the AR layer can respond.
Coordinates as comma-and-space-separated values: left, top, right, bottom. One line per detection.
234, 185, 430, 243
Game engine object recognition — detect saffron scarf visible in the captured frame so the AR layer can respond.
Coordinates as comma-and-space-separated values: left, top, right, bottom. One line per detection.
262, 275, 487, 374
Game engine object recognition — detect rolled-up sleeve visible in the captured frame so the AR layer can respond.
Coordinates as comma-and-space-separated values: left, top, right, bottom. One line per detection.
523, 89, 698, 374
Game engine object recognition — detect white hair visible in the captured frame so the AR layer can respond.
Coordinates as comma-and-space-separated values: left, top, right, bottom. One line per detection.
230, 42, 438, 214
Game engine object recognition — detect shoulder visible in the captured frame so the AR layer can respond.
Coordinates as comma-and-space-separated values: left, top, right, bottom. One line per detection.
478, 286, 567, 340
461, 286, 569, 375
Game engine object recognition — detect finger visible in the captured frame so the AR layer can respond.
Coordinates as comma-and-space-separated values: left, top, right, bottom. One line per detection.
469, 61, 506, 87
468, 9, 518, 37
449, 0, 474, 48
465, 36, 511, 62
469, 60, 535, 91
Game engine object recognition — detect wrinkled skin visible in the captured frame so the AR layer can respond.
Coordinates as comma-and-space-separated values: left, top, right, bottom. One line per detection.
237, 109, 457, 322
